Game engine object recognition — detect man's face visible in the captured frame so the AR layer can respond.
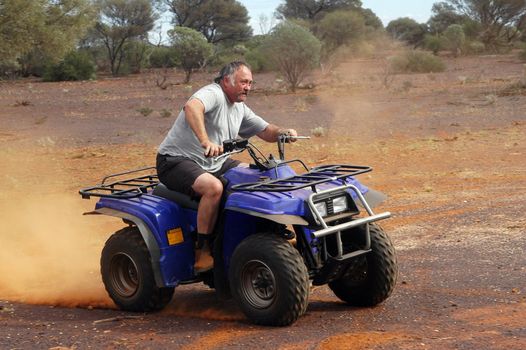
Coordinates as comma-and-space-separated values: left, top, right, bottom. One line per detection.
223, 65, 253, 103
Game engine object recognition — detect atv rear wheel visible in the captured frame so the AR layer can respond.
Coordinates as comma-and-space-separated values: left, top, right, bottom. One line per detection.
329, 224, 397, 306
229, 233, 309, 326
101, 227, 174, 311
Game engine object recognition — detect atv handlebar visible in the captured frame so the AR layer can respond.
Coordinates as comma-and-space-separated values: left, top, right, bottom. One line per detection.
213, 135, 310, 164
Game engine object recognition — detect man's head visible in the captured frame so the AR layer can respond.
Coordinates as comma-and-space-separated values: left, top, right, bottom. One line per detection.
214, 61, 253, 103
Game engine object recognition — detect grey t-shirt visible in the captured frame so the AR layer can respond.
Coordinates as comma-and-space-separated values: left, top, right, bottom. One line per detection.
158, 83, 269, 172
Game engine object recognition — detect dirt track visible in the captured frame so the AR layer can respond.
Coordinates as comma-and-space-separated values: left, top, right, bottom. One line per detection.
0, 54, 525, 349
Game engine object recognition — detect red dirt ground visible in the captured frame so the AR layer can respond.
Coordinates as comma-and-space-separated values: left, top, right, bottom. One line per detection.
0, 53, 525, 349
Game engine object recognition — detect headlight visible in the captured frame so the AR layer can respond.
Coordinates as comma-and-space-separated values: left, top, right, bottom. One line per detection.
314, 201, 327, 217
332, 196, 348, 214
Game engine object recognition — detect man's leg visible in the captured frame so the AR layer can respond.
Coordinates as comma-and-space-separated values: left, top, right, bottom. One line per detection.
191, 173, 224, 272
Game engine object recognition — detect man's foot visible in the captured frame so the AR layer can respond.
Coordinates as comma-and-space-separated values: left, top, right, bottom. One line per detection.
194, 248, 214, 273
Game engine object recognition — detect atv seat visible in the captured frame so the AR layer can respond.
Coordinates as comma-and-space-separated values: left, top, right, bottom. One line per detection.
152, 183, 199, 210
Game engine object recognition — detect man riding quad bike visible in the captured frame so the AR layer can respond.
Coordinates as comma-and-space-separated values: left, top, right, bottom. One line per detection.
80, 136, 398, 326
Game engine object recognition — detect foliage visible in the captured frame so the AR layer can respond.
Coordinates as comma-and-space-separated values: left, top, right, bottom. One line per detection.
423, 34, 444, 55
276, 0, 361, 21
519, 48, 526, 61
169, 26, 213, 83
427, 2, 467, 34
316, 10, 366, 54
389, 50, 446, 74
262, 22, 321, 92
359, 8, 383, 29
123, 40, 152, 73
465, 40, 485, 54
0, 0, 96, 76
94, 0, 156, 76
43, 50, 96, 81
386, 17, 428, 48
434, 0, 526, 51
164, 0, 252, 44
443, 24, 465, 56
149, 46, 178, 68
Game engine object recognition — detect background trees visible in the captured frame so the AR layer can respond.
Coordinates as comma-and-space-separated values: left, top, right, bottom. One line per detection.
262, 22, 321, 91
276, 0, 361, 21
0, 0, 95, 76
169, 26, 212, 83
163, 0, 252, 44
94, 0, 156, 76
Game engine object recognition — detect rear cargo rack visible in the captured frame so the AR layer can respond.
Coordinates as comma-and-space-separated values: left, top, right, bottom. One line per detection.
231, 164, 371, 193
79, 167, 159, 199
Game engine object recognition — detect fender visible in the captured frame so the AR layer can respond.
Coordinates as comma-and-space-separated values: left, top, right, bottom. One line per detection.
85, 194, 197, 287
84, 207, 165, 288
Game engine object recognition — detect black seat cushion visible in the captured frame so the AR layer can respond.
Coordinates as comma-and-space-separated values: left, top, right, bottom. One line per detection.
152, 183, 199, 210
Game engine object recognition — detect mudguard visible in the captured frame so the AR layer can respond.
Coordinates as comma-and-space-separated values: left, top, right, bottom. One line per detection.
88, 194, 197, 287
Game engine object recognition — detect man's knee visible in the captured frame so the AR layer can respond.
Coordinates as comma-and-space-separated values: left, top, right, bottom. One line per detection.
193, 174, 223, 198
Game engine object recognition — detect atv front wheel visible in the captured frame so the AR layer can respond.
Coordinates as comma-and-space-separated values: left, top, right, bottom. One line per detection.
101, 227, 174, 311
329, 223, 397, 306
229, 233, 309, 326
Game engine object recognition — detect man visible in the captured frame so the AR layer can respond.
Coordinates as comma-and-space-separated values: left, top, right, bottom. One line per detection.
157, 61, 297, 273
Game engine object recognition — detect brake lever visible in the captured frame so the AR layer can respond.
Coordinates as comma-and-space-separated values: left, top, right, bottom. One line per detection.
212, 149, 244, 162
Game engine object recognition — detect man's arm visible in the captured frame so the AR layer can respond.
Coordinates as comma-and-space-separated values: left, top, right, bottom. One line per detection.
184, 99, 223, 157
257, 124, 298, 142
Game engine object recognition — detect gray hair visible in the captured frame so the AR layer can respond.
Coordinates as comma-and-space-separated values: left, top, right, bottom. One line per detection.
214, 61, 251, 85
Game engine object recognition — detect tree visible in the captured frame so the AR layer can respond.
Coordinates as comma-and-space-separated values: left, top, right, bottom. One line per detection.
443, 24, 465, 56
437, 0, 526, 50
276, 0, 362, 21
316, 10, 365, 53
169, 26, 212, 83
0, 0, 95, 75
164, 0, 252, 44
263, 22, 321, 91
94, 0, 156, 76
386, 17, 428, 48
427, 2, 467, 34
359, 8, 383, 30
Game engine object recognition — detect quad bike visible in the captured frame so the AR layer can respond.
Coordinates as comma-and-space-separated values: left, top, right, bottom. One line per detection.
79, 135, 397, 326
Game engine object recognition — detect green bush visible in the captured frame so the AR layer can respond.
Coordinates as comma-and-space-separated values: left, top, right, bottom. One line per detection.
43, 51, 96, 81
149, 46, 178, 68
262, 22, 321, 91
389, 50, 446, 73
465, 40, 486, 54
423, 34, 443, 55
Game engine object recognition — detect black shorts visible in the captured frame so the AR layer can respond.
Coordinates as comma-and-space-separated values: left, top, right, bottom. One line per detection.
156, 154, 240, 198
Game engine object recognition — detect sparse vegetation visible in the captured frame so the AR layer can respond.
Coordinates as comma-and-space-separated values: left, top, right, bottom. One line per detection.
311, 126, 326, 137
43, 51, 96, 82
389, 50, 446, 74
159, 109, 172, 118
137, 107, 153, 117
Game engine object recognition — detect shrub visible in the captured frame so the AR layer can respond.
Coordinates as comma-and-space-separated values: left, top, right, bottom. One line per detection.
423, 34, 443, 55
519, 48, 526, 61
465, 40, 486, 54
443, 24, 465, 57
43, 51, 95, 82
311, 126, 326, 137
262, 22, 321, 92
389, 50, 446, 74
149, 46, 178, 68
169, 27, 213, 83
137, 107, 153, 116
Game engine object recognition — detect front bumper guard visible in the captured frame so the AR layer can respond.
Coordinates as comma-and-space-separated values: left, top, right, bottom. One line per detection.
307, 184, 391, 261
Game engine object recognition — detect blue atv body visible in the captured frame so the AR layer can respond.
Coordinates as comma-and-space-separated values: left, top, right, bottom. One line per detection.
80, 137, 397, 326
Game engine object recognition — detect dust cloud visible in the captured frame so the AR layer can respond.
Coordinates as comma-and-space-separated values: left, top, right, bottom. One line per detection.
0, 148, 116, 308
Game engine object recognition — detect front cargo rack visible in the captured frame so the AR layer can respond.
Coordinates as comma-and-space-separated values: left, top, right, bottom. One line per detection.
230, 164, 372, 192
79, 167, 159, 199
